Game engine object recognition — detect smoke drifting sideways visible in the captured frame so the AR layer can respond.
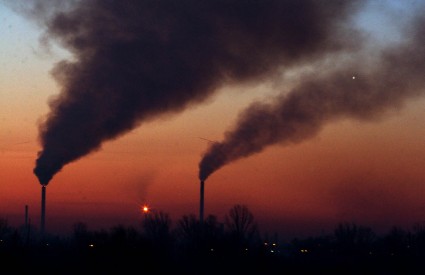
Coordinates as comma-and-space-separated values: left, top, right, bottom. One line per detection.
198, 11, 425, 182
6, 0, 365, 185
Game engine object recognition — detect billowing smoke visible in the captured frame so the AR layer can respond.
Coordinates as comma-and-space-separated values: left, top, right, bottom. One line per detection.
198, 10, 425, 181
10, 0, 364, 185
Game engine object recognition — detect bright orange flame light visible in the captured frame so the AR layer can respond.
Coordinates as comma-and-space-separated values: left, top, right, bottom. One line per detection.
142, 205, 149, 213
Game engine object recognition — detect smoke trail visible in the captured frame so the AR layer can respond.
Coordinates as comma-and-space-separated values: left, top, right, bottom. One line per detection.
198, 11, 425, 181
9, 0, 363, 185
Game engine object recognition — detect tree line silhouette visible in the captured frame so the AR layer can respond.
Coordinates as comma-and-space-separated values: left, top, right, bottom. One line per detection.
1, 204, 425, 274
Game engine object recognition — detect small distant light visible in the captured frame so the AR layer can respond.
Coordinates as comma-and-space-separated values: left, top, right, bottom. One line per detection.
352, 76, 356, 79
89, 244, 94, 248
210, 248, 214, 252
264, 242, 268, 246
272, 243, 276, 246
270, 250, 274, 253
245, 248, 248, 251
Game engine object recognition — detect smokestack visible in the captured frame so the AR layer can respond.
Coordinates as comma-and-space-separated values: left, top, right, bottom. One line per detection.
40, 185, 46, 236
200, 180, 205, 224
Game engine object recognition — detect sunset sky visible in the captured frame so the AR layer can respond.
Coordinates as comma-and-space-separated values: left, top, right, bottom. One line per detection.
1, 0, 425, 240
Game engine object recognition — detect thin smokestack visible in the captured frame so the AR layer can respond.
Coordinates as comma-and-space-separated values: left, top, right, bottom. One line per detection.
7, 0, 363, 185
198, 10, 425, 181
200, 180, 205, 224
40, 185, 46, 236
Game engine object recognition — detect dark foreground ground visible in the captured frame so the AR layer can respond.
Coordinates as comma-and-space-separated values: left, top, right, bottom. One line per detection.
2, 234, 425, 275
2, 211, 425, 274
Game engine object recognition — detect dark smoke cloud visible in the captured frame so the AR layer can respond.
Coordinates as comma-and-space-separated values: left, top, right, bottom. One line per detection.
199, 10, 425, 181
10, 0, 363, 185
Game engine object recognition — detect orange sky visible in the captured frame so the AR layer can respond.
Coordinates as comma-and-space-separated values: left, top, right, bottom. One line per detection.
1, 1, 425, 240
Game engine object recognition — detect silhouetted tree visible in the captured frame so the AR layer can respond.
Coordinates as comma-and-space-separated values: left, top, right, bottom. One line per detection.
72, 221, 92, 249
202, 214, 225, 248
174, 214, 203, 254
109, 224, 140, 249
411, 222, 425, 255
380, 226, 410, 257
142, 211, 172, 239
224, 204, 260, 252
176, 214, 224, 252
0, 218, 21, 249
175, 214, 200, 238
333, 222, 376, 255
142, 210, 173, 255
0, 218, 11, 239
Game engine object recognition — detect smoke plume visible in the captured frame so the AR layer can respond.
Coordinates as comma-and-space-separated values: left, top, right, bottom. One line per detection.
13, 0, 364, 185
198, 10, 425, 181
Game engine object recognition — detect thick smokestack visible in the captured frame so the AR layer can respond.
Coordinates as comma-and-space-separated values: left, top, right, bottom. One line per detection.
40, 185, 46, 236
198, 10, 425, 181
200, 180, 205, 224
7, 0, 363, 185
